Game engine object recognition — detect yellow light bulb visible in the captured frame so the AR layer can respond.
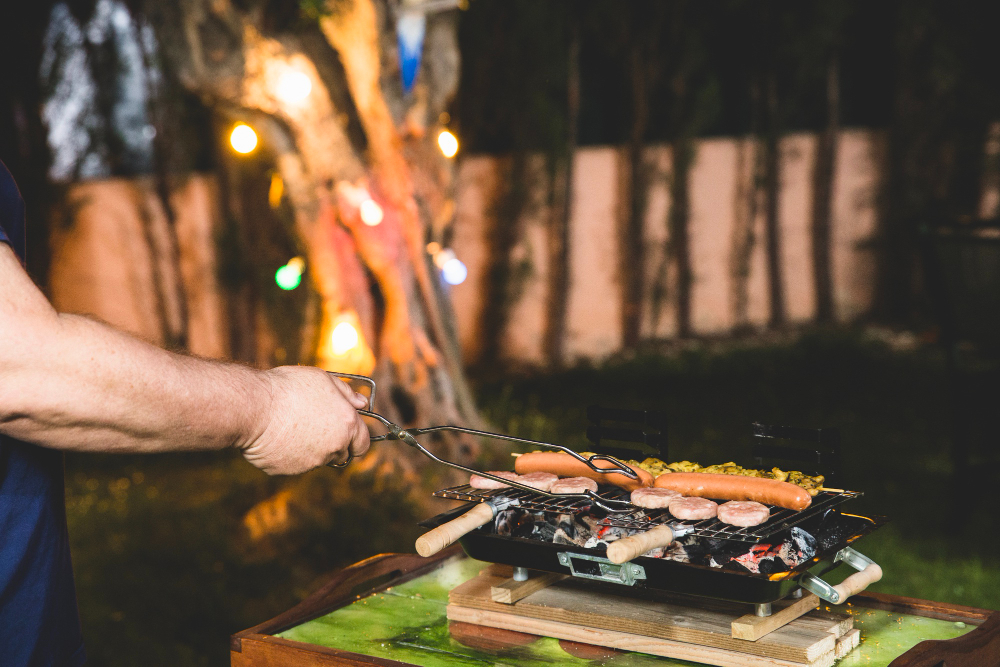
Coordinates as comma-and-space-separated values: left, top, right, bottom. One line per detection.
268, 173, 284, 208
331, 321, 360, 356
437, 130, 458, 158
230, 124, 258, 154
359, 198, 384, 226
276, 70, 312, 104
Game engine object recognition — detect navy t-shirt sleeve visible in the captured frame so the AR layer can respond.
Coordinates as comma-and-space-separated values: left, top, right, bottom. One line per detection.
0, 160, 26, 260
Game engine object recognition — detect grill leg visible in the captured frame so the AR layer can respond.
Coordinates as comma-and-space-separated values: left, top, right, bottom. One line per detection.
513, 567, 529, 582
755, 603, 772, 617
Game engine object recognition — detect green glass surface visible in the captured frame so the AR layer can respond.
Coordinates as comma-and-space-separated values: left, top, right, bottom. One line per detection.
277, 557, 976, 667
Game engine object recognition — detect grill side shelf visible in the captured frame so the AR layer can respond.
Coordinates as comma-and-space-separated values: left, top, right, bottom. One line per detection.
432, 485, 862, 544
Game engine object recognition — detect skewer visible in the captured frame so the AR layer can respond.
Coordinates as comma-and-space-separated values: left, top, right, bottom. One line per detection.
818, 487, 845, 493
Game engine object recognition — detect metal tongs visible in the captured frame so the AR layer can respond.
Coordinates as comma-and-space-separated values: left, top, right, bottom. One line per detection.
327, 372, 637, 514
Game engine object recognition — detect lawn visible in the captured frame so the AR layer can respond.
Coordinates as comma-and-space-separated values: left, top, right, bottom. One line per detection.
65, 329, 1000, 665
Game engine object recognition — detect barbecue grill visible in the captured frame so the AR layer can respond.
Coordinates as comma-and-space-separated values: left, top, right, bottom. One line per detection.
420, 484, 885, 605
415, 407, 887, 610
328, 372, 886, 613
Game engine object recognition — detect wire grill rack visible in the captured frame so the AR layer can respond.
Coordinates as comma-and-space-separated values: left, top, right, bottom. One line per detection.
433, 484, 862, 544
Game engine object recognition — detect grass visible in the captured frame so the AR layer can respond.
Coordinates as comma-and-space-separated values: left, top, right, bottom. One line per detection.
65, 329, 1000, 665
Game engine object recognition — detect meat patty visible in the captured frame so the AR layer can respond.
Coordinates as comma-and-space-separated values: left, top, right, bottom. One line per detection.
469, 471, 519, 490
630, 487, 682, 509
717, 500, 770, 527
550, 477, 599, 494
518, 472, 559, 492
668, 496, 718, 520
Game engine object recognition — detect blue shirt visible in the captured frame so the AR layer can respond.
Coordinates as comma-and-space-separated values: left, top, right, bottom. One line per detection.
0, 160, 86, 666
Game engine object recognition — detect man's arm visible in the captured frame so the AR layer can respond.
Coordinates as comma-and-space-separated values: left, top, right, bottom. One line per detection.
0, 243, 370, 474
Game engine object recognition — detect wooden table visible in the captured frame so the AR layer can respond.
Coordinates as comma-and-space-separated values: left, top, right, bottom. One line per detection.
231, 546, 1000, 667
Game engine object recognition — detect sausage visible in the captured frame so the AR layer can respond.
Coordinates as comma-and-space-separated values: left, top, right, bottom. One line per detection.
653, 472, 812, 510
514, 452, 653, 491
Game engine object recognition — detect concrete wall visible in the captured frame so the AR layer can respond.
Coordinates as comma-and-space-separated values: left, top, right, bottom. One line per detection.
450, 129, 884, 363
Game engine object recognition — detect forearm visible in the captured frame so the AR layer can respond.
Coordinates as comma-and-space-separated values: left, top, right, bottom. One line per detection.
0, 309, 271, 455
0, 243, 369, 473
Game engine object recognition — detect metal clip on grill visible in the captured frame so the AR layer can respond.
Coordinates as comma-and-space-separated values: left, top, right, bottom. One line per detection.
324, 373, 640, 556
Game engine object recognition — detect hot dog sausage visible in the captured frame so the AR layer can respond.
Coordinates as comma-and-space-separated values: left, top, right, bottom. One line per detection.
514, 452, 653, 491
653, 472, 811, 510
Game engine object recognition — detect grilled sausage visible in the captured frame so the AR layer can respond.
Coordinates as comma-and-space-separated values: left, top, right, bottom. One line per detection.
653, 472, 812, 510
514, 452, 653, 491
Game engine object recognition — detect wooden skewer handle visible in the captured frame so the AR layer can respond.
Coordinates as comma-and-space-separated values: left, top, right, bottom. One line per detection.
832, 563, 883, 602
606, 525, 676, 564
415, 503, 495, 557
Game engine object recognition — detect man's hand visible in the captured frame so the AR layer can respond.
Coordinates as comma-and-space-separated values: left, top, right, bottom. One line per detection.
240, 366, 371, 475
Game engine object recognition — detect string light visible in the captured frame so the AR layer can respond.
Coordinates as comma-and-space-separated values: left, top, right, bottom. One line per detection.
437, 130, 459, 158
331, 321, 360, 356
359, 198, 384, 226
433, 248, 455, 269
230, 123, 258, 154
275, 256, 305, 291
268, 173, 284, 208
276, 69, 312, 105
429, 247, 467, 285
441, 257, 468, 285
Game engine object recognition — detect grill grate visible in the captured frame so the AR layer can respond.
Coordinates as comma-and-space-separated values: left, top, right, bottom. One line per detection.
433, 484, 862, 544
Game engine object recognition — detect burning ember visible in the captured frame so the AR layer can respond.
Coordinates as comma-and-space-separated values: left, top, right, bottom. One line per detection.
495, 508, 821, 574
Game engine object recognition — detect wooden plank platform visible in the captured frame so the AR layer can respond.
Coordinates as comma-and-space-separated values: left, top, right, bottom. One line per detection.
448, 570, 853, 666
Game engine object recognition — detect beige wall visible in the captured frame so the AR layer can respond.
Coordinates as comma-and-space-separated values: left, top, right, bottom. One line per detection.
451, 129, 883, 363
47, 130, 884, 368
49, 175, 229, 359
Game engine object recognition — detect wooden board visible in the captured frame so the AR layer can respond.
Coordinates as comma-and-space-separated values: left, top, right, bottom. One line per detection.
447, 606, 835, 667
834, 629, 860, 659
449, 571, 852, 665
731, 594, 822, 640
490, 571, 567, 604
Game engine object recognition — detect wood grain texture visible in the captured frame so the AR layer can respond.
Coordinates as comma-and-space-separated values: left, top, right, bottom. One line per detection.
831, 563, 882, 602
490, 571, 566, 604
232, 635, 417, 666
447, 605, 836, 667
606, 525, 675, 564
415, 503, 494, 557
449, 571, 837, 663
731, 594, 826, 641
850, 591, 995, 624
835, 629, 860, 659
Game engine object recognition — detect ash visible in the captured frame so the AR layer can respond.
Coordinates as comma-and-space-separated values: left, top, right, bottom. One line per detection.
495, 509, 819, 574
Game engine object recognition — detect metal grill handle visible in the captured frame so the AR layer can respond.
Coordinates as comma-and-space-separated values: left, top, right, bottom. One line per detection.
799, 546, 882, 604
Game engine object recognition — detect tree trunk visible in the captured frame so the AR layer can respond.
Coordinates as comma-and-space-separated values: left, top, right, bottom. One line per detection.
145, 0, 481, 475
477, 152, 529, 369
730, 75, 764, 333
810, 54, 839, 324
669, 137, 694, 339
763, 71, 786, 329
543, 16, 578, 369
620, 41, 649, 349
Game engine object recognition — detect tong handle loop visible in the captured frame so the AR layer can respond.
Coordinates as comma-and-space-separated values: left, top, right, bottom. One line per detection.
325, 372, 378, 468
